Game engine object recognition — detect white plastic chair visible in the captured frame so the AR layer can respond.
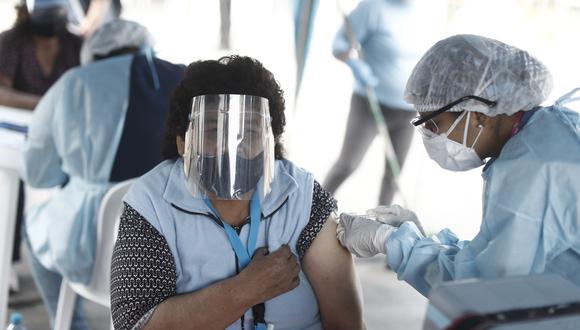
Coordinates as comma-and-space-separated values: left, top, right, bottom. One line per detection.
54, 179, 135, 330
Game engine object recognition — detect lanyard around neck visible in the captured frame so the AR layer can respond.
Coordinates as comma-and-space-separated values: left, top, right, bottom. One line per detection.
204, 194, 261, 269
204, 195, 271, 330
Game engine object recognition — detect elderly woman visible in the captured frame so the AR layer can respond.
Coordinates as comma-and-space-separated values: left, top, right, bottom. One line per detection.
337, 34, 580, 297
110, 56, 365, 329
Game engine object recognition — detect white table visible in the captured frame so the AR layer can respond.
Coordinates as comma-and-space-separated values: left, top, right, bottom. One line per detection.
0, 105, 30, 327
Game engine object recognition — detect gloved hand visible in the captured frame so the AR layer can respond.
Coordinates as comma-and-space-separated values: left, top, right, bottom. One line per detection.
337, 213, 395, 257
366, 204, 425, 236
346, 58, 379, 87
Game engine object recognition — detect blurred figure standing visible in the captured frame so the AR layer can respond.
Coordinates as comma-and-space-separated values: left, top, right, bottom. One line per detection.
0, 0, 81, 294
324, 0, 444, 204
21, 20, 184, 329
0, 0, 81, 110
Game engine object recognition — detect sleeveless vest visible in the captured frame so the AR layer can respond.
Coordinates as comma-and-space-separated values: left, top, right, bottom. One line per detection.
124, 158, 323, 329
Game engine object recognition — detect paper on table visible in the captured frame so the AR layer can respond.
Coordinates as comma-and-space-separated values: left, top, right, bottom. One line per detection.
0, 105, 30, 150
0, 128, 26, 150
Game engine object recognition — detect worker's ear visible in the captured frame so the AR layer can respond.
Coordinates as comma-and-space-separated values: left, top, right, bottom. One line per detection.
473, 112, 492, 127
176, 135, 185, 156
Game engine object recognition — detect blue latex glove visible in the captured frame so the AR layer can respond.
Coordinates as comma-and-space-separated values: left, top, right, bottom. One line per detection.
346, 58, 379, 87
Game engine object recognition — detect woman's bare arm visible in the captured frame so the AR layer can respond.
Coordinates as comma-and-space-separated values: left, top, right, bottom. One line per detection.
0, 74, 39, 110
143, 246, 299, 330
80, 0, 112, 37
112, 206, 300, 330
143, 274, 255, 330
302, 214, 365, 330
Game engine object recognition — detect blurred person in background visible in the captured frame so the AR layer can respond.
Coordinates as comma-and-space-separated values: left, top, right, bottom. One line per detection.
68, 0, 122, 37
110, 55, 364, 330
337, 34, 580, 297
324, 0, 434, 205
0, 0, 81, 110
21, 19, 184, 329
0, 0, 81, 294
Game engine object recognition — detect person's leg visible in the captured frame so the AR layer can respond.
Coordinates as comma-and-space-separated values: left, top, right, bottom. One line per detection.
323, 93, 378, 194
10, 181, 25, 292
12, 181, 24, 262
378, 107, 416, 205
22, 226, 91, 330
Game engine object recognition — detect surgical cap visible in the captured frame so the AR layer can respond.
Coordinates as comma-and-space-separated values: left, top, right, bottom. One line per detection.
405, 34, 553, 116
25, 0, 68, 11
80, 20, 154, 66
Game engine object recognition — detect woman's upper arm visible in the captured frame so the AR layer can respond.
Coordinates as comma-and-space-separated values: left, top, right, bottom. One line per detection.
302, 215, 365, 330
299, 180, 364, 329
296, 181, 364, 329
111, 203, 177, 330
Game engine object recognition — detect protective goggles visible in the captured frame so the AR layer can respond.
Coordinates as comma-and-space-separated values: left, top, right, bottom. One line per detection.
410, 95, 496, 134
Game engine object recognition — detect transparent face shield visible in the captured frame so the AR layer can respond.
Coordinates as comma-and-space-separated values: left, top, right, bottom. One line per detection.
183, 94, 276, 200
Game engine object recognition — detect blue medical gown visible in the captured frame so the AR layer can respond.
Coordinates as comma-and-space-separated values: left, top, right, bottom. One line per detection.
22, 54, 184, 284
387, 105, 580, 297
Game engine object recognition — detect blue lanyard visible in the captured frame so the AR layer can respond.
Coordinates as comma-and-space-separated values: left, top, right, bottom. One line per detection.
203, 194, 261, 269
203, 195, 271, 330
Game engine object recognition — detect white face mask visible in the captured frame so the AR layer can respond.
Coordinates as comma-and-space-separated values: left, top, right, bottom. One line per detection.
419, 111, 485, 171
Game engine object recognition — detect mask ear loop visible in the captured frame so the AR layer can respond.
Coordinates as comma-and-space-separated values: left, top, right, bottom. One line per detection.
462, 112, 471, 145
470, 124, 484, 149
461, 111, 484, 149
445, 111, 467, 136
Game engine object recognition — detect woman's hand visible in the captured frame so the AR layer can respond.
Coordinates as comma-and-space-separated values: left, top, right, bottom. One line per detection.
240, 245, 300, 304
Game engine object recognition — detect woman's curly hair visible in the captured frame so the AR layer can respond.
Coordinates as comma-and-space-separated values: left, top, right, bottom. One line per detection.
162, 55, 286, 159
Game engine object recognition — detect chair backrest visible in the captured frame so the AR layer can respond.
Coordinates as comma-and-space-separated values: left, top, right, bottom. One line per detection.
70, 179, 134, 306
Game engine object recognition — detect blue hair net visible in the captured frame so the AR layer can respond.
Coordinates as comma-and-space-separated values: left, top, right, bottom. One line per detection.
26, 0, 68, 11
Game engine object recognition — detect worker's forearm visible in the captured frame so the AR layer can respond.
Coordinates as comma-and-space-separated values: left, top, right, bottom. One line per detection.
334, 49, 351, 62
332, 30, 356, 62
0, 87, 39, 110
143, 274, 258, 330
82, 0, 111, 36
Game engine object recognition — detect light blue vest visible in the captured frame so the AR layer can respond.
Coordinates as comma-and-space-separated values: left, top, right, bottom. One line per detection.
124, 158, 323, 330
